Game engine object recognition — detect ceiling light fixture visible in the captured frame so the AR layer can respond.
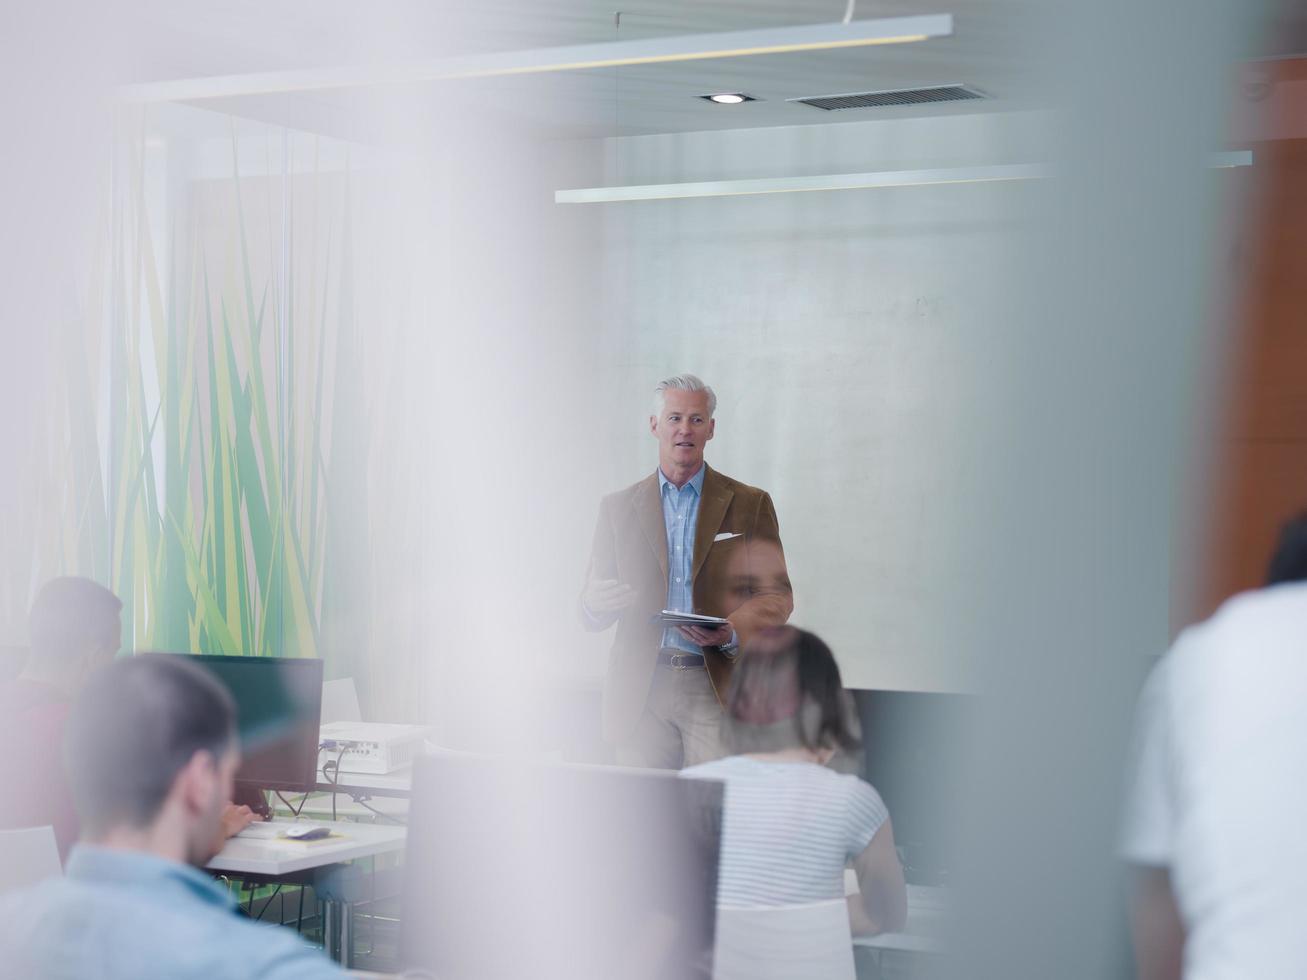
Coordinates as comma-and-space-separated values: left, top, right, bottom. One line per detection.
704, 93, 753, 104
554, 152, 1253, 204
557, 164, 1046, 204
119, 15, 954, 103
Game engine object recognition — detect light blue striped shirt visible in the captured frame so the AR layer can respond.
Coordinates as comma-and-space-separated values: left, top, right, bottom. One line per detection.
682, 756, 889, 908
659, 465, 705, 655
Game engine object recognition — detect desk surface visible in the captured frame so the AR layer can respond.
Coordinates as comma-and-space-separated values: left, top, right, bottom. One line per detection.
207, 819, 407, 876
852, 885, 947, 954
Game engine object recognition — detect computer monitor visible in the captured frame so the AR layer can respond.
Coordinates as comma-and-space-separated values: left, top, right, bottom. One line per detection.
175, 654, 324, 795
401, 754, 723, 980
852, 688, 977, 887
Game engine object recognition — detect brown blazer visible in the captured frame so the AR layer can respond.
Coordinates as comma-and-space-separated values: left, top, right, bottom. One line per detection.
583, 465, 793, 742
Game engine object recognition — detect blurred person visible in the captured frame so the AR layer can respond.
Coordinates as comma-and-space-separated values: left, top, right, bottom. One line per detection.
581, 374, 793, 769
1123, 512, 1307, 979
0, 577, 120, 855
719, 539, 863, 777
0, 655, 343, 979
0, 577, 255, 859
1264, 509, 1307, 587
682, 626, 907, 936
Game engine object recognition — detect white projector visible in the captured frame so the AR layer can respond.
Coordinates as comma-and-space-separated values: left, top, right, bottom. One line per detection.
319, 721, 430, 774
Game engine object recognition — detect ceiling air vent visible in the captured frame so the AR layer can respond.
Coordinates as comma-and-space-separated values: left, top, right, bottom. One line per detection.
791, 84, 985, 111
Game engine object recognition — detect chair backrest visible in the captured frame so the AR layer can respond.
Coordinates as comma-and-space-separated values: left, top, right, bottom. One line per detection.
0, 826, 62, 895
713, 899, 855, 980
321, 677, 362, 724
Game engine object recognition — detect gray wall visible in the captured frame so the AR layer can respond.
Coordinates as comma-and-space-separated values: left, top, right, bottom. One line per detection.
589, 110, 1083, 695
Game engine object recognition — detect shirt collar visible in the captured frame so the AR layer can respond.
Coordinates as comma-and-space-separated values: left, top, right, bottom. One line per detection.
64, 845, 236, 911
658, 464, 706, 496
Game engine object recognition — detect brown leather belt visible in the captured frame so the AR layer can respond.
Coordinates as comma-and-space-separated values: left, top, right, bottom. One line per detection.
657, 649, 705, 669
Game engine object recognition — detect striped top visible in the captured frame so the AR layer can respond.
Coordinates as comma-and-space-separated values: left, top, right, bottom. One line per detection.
682, 755, 889, 908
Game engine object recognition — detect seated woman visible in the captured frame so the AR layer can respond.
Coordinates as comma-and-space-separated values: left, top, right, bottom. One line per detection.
683, 626, 907, 935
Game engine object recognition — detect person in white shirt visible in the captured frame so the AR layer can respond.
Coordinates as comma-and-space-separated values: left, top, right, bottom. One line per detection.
1122, 512, 1307, 980
683, 626, 906, 935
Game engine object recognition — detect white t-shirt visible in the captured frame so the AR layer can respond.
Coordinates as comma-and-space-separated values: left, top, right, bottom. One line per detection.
1122, 583, 1307, 979
682, 755, 888, 908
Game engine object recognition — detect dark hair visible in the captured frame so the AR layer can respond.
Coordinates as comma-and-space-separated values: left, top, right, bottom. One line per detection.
1267, 511, 1307, 586
724, 627, 860, 754
65, 655, 236, 835
28, 577, 122, 666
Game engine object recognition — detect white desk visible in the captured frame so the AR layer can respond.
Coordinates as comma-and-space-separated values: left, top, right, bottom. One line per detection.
208, 819, 407, 967
208, 819, 406, 877
852, 885, 947, 955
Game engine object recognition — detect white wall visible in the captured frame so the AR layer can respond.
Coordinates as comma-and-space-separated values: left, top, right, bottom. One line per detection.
587, 110, 1064, 693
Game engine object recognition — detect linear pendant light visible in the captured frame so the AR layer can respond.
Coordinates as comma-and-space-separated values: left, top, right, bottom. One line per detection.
554, 152, 1255, 204
557, 164, 1045, 203
119, 15, 954, 104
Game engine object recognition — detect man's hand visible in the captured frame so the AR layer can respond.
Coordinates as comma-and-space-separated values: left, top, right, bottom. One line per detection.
677, 623, 734, 648
221, 803, 258, 838
208, 803, 258, 858
583, 579, 636, 615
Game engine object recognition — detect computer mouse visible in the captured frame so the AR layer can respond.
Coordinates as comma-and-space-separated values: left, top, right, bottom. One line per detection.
284, 824, 331, 841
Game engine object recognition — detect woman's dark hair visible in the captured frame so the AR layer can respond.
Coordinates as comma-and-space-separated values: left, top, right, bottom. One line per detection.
724, 626, 860, 754
1266, 511, 1307, 586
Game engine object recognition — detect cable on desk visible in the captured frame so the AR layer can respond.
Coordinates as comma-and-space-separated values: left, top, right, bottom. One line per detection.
321, 744, 347, 822
355, 797, 406, 826
275, 789, 310, 819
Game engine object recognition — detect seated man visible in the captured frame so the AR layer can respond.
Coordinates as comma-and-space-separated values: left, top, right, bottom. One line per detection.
0, 655, 343, 978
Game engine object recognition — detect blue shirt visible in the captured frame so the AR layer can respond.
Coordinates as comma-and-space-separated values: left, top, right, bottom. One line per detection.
0, 845, 342, 979
659, 465, 706, 655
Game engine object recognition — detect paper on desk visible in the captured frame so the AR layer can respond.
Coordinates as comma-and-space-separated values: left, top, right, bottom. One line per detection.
273, 831, 349, 846
654, 610, 730, 628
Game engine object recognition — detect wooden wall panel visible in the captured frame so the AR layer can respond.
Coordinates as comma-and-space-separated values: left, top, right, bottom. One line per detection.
1182, 67, 1307, 627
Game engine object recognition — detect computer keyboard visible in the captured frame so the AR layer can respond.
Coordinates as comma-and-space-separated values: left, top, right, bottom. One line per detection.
907, 885, 949, 912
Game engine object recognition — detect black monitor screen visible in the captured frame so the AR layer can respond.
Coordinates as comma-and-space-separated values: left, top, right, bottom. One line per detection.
853, 689, 977, 887
182, 654, 323, 794
401, 755, 723, 980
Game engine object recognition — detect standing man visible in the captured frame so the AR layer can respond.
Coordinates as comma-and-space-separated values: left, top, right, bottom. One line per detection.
582, 374, 793, 769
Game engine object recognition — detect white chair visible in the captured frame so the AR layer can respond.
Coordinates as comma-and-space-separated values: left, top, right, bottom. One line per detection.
322, 677, 363, 724
0, 826, 61, 895
713, 899, 855, 980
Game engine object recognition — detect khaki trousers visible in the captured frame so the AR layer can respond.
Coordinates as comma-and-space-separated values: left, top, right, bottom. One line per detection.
615, 663, 728, 770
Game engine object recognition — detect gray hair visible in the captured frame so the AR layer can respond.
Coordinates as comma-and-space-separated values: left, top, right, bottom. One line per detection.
652, 374, 717, 419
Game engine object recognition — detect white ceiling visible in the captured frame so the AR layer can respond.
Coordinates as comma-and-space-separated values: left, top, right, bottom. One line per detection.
117, 1, 1032, 141
117, 0, 1303, 143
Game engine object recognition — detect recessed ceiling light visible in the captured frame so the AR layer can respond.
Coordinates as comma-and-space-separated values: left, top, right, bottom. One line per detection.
702, 93, 756, 105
